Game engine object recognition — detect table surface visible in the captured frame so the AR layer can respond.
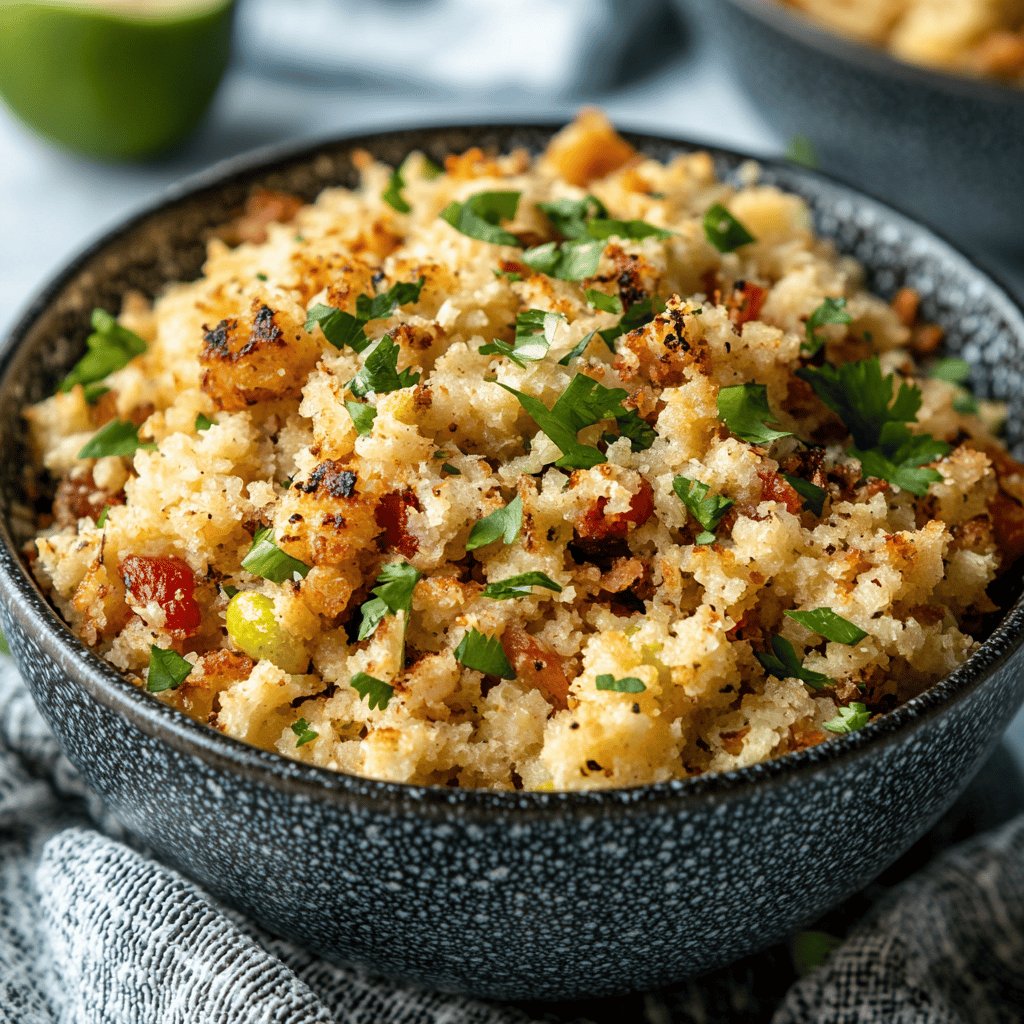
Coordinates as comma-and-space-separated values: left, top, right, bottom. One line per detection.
1, 4, 1021, 766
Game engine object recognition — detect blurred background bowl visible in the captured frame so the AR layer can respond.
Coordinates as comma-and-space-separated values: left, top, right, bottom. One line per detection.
680, 0, 1024, 257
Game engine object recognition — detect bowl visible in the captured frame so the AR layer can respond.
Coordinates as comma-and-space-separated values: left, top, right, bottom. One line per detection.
685, 0, 1024, 258
1, 124, 1024, 1001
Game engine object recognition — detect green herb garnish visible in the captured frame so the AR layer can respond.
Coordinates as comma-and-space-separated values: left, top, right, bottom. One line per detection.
291, 717, 319, 747
345, 400, 377, 436
785, 136, 819, 169
454, 628, 515, 679
585, 218, 673, 241
823, 702, 871, 734
930, 357, 970, 383
357, 561, 422, 641
703, 203, 756, 253
466, 495, 522, 551
77, 419, 151, 460
756, 635, 830, 689
241, 527, 311, 584
597, 296, 661, 351
782, 474, 827, 517
557, 331, 597, 366
350, 672, 395, 711
440, 190, 521, 246
785, 608, 867, 645
717, 383, 792, 445
803, 297, 852, 355
797, 356, 949, 495
60, 308, 147, 396
382, 154, 442, 213
537, 195, 607, 238
522, 239, 605, 281
595, 673, 646, 693
96, 505, 110, 528
195, 413, 216, 432
482, 571, 562, 600
585, 288, 623, 314
672, 475, 733, 545
306, 277, 424, 354
349, 336, 421, 398
146, 646, 192, 693
479, 309, 566, 367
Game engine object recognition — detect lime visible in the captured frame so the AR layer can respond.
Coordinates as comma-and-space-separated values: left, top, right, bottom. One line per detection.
0, 0, 235, 161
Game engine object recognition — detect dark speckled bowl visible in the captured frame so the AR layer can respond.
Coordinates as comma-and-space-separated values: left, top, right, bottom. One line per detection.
685, 0, 1024, 256
1, 125, 1024, 1001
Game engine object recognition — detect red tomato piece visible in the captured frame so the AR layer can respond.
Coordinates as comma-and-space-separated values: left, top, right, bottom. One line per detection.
120, 555, 201, 635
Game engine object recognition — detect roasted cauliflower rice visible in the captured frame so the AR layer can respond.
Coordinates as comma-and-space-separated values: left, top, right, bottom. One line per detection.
25, 112, 1024, 790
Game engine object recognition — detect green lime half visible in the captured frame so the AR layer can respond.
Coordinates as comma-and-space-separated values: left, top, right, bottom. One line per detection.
0, 0, 235, 161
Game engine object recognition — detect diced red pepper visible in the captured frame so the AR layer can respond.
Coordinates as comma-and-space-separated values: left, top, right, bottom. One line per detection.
375, 490, 420, 558
757, 470, 803, 516
576, 479, 654, 541
728, 282, 767, 326
120, 555, 201, 635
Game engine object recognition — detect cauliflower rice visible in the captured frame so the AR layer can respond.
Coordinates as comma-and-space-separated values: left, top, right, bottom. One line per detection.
25, 111, 1024, 790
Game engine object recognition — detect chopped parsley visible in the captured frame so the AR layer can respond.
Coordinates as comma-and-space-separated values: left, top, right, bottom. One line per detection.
756, 635, 830, 689
290, 718, 318, 747
597, 296, 661, 351
585, 289, 623, 314
466, 495, 522, 551
823, 702, 871, 734
440, 190, 521, 245
221, 584, 239, 599
785, 608, 867, 645
493, 267, 523, 283
931, 357, 979, 414
60, 308, 147, 396
498, 373, 654, 470
537, 195, 607, 238
557, 331, 597, 366
345, 400, 377, 436
357, 561, 422, 641
803, 297, 852, 355
703, 203, 756, 253
95, 505, 110, 528
595, 673, 646, 693
381, 154, 441, 213
717, 383, 792, 445
585, 217, 673, 241
349, 336, 421, 398
522, 239, 604, 281
305, 277, 424, 354
454, 628, 515, 679
797, 356, 949, 495
672, 475, 733, 544
195, 413, 215, 431
77, 419, 151, 460
479, 309, 566, 367
441, 462, 460, 475
782, 474, 827, 516
482, 571, 562, 600
241, 527, 311, 584
146, 646, 192, 693
350, 672, 395, 711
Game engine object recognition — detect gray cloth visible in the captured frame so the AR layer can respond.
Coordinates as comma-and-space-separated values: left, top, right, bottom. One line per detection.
1, 657, 1022, 1024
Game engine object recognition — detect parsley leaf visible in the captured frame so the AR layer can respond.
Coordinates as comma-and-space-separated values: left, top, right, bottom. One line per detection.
382, 153, 442, 213
585, 289, 623, 314
195, 413, 216, 432
499, 373, 654, 470
441, 463, 460, 475
930, 357, 971, 384
77, 419, 150, 460
586, 218, 673, 241
466, 495, 522, 551
756, 635, 830, 689
291, 717, 318, 747
797, 357, 949, 495
345, 400, 377, 436
349, 336, 420, 398
95, 505, 110, 528
357, 561, 422, 641
454, 628, 515, 678
823, 702, 871, 734
803, 297, 852, 355
241, 527, 311, 583
595, 673, 646, 693
673, 476, 733, 543
785, 608, 867, 645
717, 384, 792, 445
703, 203, 756, 252
483, 571, 562, 600
537, 195, 607, 238
557, 331, 597, 366
440, 191, 520, 245
60, 308, 147, 395
522, 239, 605, 281
782, 474, 827, 516
350, 672, 395, 711
146, 646, 192, 693
597, 296, 661, 351
480, 309, 566, 367
306, 278, 424, 354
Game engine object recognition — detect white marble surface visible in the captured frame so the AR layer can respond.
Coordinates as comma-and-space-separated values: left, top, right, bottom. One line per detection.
0, 2, 1021, 764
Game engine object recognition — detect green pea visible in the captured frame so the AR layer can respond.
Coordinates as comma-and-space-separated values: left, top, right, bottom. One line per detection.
225, 591, 307, 673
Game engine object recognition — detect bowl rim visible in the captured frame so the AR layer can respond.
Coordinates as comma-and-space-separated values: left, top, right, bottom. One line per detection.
2, 120, 1024, 820
722, 0, 1024, 105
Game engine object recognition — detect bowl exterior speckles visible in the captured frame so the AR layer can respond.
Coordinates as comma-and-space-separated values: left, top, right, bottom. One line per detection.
1, 126, 1024, 1001
683, 0, 1024, 256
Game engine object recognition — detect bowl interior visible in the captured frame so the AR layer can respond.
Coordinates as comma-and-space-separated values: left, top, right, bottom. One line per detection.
2, 123, 1024, 810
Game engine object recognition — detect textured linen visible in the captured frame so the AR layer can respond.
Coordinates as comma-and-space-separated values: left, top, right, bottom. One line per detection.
0, 656, 1022, 1024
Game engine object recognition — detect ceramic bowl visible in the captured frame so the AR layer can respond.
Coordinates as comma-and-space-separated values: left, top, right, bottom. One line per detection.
1, 125, 1023, 1001
684, 0, 1024, 257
